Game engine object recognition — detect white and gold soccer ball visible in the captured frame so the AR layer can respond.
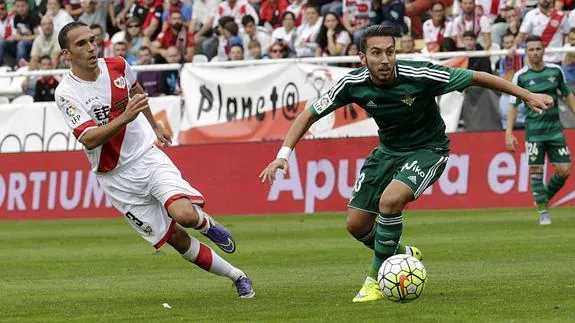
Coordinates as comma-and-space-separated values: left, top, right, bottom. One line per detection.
378, 254, 427, 303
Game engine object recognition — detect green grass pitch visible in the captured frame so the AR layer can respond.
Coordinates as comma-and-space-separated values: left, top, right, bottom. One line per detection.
1, 208, 574, 322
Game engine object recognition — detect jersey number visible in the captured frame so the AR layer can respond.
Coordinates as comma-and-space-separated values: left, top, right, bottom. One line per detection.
527, 142, 539, 157
354, 172, 366, 192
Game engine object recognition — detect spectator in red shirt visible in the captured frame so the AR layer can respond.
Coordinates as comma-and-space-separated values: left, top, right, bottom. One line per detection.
126, 0, 163, 40
259, 0, 289, 29
152, 11, 195, 62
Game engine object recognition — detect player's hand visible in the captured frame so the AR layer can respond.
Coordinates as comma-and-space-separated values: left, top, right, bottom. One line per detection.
122, 93, 149, 123
505, 131, 518, 152
259, 158, 289, 184
154, 124, 172, 146
524, 93, 553, 114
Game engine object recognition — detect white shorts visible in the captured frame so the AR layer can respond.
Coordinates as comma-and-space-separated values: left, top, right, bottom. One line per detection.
97, 146, 205, 249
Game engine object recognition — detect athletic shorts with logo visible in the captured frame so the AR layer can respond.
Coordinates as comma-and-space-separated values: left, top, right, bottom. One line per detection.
526, 135, 571, 166
97, 146, 205, 249
349, 147, 449, 214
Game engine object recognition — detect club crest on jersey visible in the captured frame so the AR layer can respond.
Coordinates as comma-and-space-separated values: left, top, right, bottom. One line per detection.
548, 76, 556, 83
114, 76, 127, 89
401, 96, 415, 106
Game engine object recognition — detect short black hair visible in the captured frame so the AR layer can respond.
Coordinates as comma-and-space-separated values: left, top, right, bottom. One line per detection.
241, 14, 255, 26
462, 31, 476, 39
360, 25, 396, 53
139, 46, 152, 54
525, 34, 542, 45
39, 55, 51, 62
58, 21, 88, 49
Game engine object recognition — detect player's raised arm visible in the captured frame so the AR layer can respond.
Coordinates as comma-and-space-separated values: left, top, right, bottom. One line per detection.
259, 70, 357, 184
470, 71, 553, 114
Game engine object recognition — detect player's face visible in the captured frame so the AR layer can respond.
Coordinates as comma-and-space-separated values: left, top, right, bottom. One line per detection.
64, 26, 99, 70
360, 36, 396, 86
526, 41, 544, 65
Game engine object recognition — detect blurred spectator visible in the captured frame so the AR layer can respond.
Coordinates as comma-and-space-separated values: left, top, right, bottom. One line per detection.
90, 24, 113, 57
190, 0, 219, 54
162, 0, 192, 25
342, 0, 370, 45
259, 0, 289, 29
29, 15, 60, 70
113, 41, 130, 59
285, 0, 306, 25
214, 19, 242, 60
33, 55, 58, 102
152, 11, 195, 62
380, 0, 408, 36
64, 0, 84, 19
498, 31, 522, 81
0, 0, 41, 68
160, 46, 181, 95
341, 42, 360, 68
319, 0, 342, 17
136, 46, 164, 96
271, 11, 296, 55
446, 0, 492, 50
247, 38, 264, 58
498, 31, 526, 130
228, 43, 243, 60
45, 0, 74, 36
463, 30, 492, 73
439, 36, 457, 52
562, 28, 575, 82
491, 7, 521, 47
202, 15, 233, 59
79, 0, 109, 35
0, 1, 10, 43
294, 5, 321, 57
241, 14, 270, 58
126, 0, 162, 40
405, 0, 453, 38
400, 34, 416, 53
112, 16, 150, 63
423, 1, 451, 53
513, 0, 569, 64
315, 12, 351, 57
213, 0, 259, 29
268, 40, 287, 58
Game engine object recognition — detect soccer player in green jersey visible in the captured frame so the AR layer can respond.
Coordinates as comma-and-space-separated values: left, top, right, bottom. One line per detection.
260, 26, 553, 303
506, 35, 575, 225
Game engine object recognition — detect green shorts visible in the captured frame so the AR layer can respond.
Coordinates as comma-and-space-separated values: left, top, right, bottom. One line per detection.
526, 135, 571, 166
348, 147, 449, 214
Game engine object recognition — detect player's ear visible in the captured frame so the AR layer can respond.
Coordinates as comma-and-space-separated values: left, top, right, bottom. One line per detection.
61, 48, 70, 60
359, 52, 366, 66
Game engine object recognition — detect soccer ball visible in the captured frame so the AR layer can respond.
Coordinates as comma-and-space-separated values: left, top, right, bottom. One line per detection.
378, 254, 427, 303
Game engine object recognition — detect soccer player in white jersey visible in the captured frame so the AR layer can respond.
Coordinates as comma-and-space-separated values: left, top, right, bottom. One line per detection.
54, 21, 255, 298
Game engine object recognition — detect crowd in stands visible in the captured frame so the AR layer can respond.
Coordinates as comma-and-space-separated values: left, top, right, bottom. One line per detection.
1, 0, 575, 106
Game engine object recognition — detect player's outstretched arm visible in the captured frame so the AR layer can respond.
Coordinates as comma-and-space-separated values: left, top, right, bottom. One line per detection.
505, 105, 519, 152
80, 94, 149, 150
259, 108, 318, 184
130, 82, 172, 146
470, 71, 553, 114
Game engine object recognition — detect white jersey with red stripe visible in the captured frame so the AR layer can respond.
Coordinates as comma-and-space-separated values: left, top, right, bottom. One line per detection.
55, 56, 156, 173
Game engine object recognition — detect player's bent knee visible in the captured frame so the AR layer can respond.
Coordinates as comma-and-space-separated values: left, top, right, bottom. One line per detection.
168, 199, 201, 228
379, 192, 410, 213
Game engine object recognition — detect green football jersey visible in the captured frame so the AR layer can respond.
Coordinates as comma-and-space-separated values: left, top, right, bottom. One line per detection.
510, 64, 571, 142
309, 60, 473, 155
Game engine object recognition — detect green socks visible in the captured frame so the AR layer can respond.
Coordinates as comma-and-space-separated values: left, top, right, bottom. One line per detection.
368, 213, 403, 279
